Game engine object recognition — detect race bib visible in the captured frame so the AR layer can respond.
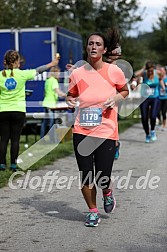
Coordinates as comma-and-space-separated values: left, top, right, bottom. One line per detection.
160, 88, 167, 96
79, 108, 102, 126
146, 87, 155, 96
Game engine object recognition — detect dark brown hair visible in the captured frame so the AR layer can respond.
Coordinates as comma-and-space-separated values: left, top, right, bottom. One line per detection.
105, 27, 120, 57
86, 32, 108, 48
145, 61, 154, 70
2, 50, 20, 77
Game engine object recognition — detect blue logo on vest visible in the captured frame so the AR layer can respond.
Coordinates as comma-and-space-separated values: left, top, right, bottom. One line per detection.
5, 78, 17, 90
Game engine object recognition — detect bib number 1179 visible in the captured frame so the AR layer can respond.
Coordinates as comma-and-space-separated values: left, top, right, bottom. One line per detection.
79, 108, 102, 126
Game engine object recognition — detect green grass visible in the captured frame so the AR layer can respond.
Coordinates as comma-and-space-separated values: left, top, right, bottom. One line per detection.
0, 115, 140, 188
118, 117, 140, 133
0, 136, 74, 188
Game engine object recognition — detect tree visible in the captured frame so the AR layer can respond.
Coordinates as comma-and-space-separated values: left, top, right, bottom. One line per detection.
0, 0, 143, 36
122, 34, 159, 71
0, 0, 59, 28
94, 0, 142, 36
0, 0, 33, 28
0, 0, 147, 64
149, 6, 167, 65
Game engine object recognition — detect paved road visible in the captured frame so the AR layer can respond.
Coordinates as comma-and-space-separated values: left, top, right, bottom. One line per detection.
0, 124, 167, 252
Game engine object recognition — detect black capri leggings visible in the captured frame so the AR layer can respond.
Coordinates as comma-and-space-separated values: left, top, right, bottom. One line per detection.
0, 111, 25, 164
157, 99, 167, 121
73, 133, 116, 189
140, 97, 160, 135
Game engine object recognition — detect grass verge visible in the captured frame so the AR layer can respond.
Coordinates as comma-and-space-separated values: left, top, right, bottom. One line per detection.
0, 117, 140, 188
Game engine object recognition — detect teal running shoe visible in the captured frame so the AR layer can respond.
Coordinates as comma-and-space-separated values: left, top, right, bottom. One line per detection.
0, 164, 6, 171
103, 192, 116, 213
150, 131, 157, 141
85, 212, 101, 227
114, 141, 120, 160
10, 164, 17, 172
145, 135, 151, 143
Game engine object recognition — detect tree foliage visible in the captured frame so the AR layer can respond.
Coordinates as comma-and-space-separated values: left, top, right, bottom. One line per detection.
94, 0, 142, 36
0, 0, 167, 69
148, 6, 167, 65
0, 0, 141, 34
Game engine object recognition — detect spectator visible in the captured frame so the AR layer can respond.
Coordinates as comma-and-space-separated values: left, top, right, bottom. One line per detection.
40, 66, 66, 143
0, 50, 59, 171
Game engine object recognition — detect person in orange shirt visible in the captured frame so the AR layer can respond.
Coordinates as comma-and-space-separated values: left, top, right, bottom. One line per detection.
66, 28, 122, 160
66, 31, 129, 227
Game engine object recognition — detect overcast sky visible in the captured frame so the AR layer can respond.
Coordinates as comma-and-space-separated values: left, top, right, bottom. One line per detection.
129, 0, 167, 36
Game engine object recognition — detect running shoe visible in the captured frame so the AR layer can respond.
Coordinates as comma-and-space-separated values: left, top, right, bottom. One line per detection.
85, 212, 101, 227
114, 141, 120, 160
10, 164, 17, 172
103, 191, 116, 213
161, 127, 167, 131
145, 135, 151, 143
0, 164, 6, 171
150, 131, 157, 141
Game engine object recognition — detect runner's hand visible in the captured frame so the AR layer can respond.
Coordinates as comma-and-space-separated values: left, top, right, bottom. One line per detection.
66, 64, 77, 71
66, 96, 78, 108
104, 97, 116, 109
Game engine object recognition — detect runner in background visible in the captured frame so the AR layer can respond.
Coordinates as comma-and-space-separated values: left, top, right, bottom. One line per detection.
157, 66, 167, 130
134, 61, 165, 143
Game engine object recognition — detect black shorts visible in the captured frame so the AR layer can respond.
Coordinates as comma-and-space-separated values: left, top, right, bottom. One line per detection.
73, 133, 116, 189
